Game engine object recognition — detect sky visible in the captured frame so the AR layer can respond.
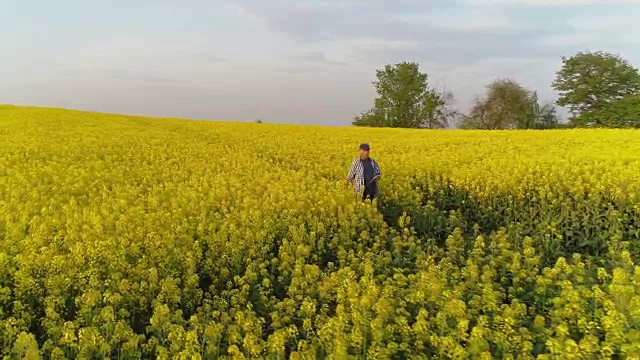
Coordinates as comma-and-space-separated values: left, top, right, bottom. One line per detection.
1, 0, 639, 125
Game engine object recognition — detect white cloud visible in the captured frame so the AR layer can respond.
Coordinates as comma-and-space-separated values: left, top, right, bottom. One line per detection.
464, 0, 635, 6
394, 7, 513, 31
538, 10, 640, 55
3, 0, 639, 125
569, 13, 640, 32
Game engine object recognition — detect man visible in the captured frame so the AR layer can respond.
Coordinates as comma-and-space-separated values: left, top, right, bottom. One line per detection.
346, 143, 382, 202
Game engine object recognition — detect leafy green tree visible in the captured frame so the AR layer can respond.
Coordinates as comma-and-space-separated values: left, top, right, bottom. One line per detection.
552, 51, 640, 119
352, 109, 385, 127
469, 79, 532, 129
575, 94, 640, 128
353, 62, 455, 128
462, 79, 560, 130
457, 115, 484, 130
529, 92, 562, 129
424, 90, 458, 129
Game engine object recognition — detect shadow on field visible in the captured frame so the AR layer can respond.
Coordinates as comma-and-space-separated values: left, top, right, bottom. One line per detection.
378, 176, 640, 267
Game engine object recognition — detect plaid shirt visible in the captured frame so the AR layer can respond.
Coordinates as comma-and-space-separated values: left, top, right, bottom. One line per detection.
347, 157, 381, 196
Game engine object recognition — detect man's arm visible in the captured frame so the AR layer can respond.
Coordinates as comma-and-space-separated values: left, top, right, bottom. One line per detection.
346, 158, 357, 181
371, 160, 382, 183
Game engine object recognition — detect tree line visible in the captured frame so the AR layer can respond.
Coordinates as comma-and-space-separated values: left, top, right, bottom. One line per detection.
352, 51, 640, 129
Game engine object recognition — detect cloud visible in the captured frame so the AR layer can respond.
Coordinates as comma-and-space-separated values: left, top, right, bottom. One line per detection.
194, 54, 228, 63
47, 35, 236, 88
236, 0, 640, 112
284, 51, 329, 63
277, 50, 350, 73
464, 0, 635, 5
236, 0, 639, 61
537, 9, 640, 57
3, 0, 638, 125
97, 69, 189, 85
275, 65, 330, 74
236, 0, 574, 68
403, 8, 512, 31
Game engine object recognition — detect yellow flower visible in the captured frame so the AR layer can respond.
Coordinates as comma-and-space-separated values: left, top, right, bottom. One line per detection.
4, 106, 640, 358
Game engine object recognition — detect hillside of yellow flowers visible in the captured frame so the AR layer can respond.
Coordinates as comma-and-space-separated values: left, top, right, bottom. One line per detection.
2, 105, 640, 359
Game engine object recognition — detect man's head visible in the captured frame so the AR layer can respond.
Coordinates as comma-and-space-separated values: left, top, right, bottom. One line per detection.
359, 143, 370, 159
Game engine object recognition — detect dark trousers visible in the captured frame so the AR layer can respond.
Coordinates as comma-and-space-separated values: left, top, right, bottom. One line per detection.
362, 186, 378, 202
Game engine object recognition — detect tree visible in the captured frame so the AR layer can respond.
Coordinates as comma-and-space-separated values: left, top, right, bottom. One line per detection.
534, 103, 562, 129
552, 51, 640, 119
423, 90, 459, 129
352, 109, 385, 127
462, 79, 560, 130
470, 79, 533, 129
467, 79, 532, 129
352, 62, 455, 128
457, 115, 484, 130
574, 94, 640, 128
529, 92, 561, 129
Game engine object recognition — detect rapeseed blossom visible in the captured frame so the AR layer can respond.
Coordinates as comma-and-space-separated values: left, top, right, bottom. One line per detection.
2, 105, 640, 358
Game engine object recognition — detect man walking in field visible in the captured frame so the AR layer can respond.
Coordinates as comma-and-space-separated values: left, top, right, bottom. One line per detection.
347, 143, 382, 202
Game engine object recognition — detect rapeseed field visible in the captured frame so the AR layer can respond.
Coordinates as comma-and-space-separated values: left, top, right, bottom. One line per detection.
2, 105, 640, 359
